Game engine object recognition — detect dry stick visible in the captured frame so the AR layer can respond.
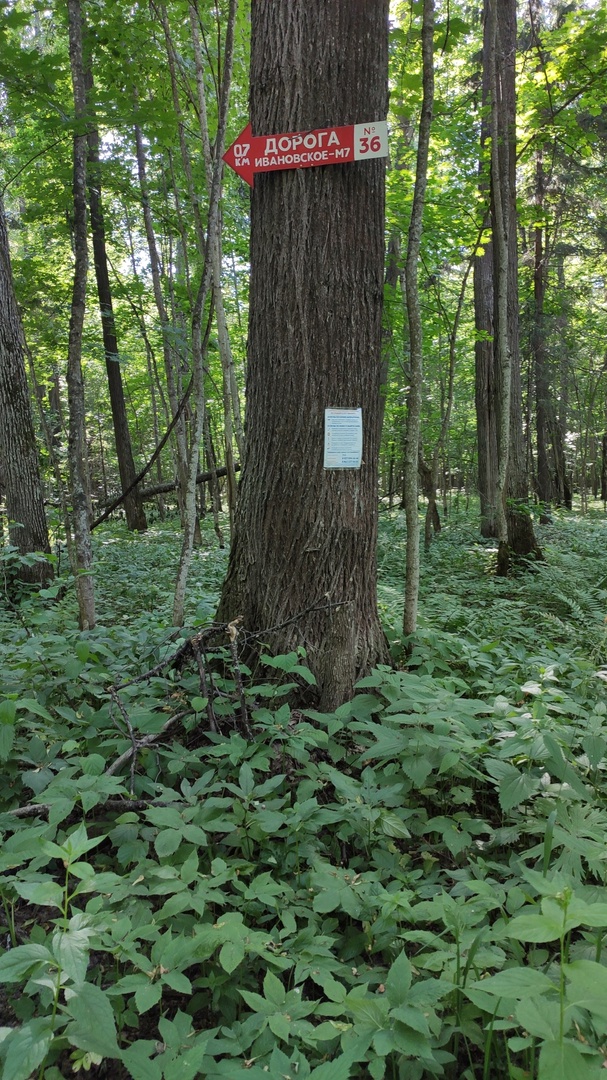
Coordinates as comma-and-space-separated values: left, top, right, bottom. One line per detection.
109, 686, 139, 793
226, 618, 250, 738
104, 711, 189, 778
193, 639, 217, 732
9, 798, 176, 820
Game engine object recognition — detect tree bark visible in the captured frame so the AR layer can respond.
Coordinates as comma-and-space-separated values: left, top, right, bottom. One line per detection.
217, 0, 390, 709
86, 112, 148, 533
487, 0, 512, 575
533, 162, 552, 519
403, 0, 434, 636
0, 194, 52, 584
172, 0, 237, 626
67, 0, 95, 628
476, 0, 542, 570
133, 123, 189, 519
474, 6, 498, 540
497, 0, 542, 565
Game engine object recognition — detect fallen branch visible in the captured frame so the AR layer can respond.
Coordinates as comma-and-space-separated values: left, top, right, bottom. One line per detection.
98, 463, 240, 505
7, 797, 180, 820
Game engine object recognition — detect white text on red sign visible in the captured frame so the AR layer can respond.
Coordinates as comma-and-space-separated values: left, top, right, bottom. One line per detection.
224, 121, 389, 187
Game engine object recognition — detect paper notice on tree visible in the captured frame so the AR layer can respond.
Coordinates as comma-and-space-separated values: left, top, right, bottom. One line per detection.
324, 408, 363, 469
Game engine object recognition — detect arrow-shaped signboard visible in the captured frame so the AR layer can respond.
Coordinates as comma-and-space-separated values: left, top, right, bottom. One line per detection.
223, 120, 388, 187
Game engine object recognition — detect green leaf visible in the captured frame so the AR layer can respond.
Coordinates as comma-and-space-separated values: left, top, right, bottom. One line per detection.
385, 951, 412, 1006
0, 943, 53, 983
490, 761, 540, 812
263, 970, 286, 1007
538, 1039, 599, 1080
565, 960, 607, 1021
121, 1040, 163, 1080
514, 996, 561, 1041
309, 1053, 355, 1079
14, 880, 65, 909
0, 699, 17, 725
506, 912, 563, 943
380, 812, 411, 838
238, 762, 255, 796
469, 967, 555, 998
16, 698, 53, 721
51, 928, 90, 985
154, 829, 182, 858
3, 1017, 55, 1080
219, 939, 245, 974
61, 823, 105, 861
345, 994, 389, 1028
135, 980, 163, 1014
64, 982, 120, 1057
0, 722, 14, 762
267, 1012, 291, 1041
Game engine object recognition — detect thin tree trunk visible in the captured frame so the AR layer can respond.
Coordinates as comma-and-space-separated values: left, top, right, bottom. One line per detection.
533, 161, 552, 519
86, 110, 147, 532
498, 0, 542, 564
475, 6, 498, 540
487, 0, 511, 576
403, 0, 434, 637
172, 0, 237, 626
133, 122, 189, 517
67, 0, 95, 628
190, 0, 243, 533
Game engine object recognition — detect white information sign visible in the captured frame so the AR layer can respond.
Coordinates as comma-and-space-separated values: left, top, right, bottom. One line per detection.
324, 408, 363, 469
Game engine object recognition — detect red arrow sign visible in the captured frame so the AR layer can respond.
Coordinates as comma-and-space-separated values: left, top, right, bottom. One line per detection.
223, 120, 388, 187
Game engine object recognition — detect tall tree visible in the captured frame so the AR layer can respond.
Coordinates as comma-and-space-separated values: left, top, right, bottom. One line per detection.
497, 0, 542, 566
403, 0, 434, 636
66, 0, 96, 629
0, 194, 52, 584
85, 66, 148, 533
218, 0, 390, 708
475, 0, 542, 570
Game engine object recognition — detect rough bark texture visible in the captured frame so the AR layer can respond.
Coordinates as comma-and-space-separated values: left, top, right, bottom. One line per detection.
217, 0, 390, 709
0, 195, 52, 583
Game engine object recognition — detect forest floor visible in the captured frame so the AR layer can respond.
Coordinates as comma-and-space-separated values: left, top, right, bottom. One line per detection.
0, 503, 606, 1080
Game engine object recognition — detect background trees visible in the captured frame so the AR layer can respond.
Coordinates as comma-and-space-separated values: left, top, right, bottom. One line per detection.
0, 0, 606, 627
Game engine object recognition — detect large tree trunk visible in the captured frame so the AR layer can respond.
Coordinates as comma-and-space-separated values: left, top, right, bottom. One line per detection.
0, 195, 52, 584
217, 0, 390, 709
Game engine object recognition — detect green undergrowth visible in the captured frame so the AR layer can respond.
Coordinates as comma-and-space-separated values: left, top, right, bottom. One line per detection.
0, 508, 606, 1079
